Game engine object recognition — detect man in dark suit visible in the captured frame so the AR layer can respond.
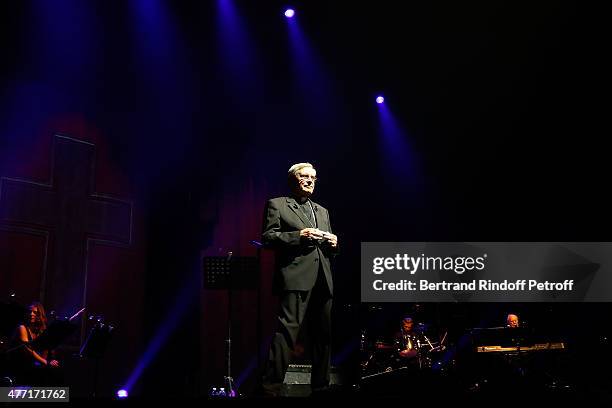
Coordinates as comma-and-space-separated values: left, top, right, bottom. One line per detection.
261, 162, 338, 395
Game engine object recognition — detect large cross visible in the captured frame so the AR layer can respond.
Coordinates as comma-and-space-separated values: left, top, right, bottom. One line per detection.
0, 134, 132, 318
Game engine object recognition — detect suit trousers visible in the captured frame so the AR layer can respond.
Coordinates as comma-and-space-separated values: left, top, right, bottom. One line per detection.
264, 265, 332, 389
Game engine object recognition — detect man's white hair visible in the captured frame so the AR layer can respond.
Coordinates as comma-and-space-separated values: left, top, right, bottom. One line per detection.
288, 162, 314, 179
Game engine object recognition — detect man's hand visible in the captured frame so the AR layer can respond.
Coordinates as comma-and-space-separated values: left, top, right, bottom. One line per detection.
325, 233, 338, 248
300, 228, 324, 241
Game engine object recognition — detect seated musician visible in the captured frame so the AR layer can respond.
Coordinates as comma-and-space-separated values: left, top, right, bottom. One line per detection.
395, 316, 421, 360
11, 302, 61, 385
506, 314, 520, 328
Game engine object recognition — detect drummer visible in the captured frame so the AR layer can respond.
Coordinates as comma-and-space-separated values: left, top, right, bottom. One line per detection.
395, 316, 422, 359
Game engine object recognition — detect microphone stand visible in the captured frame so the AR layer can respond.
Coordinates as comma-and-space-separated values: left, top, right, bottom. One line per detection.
224, 251, 237, 397
249, 240, 264, 382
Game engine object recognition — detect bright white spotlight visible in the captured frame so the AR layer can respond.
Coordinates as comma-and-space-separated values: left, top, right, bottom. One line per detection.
285, 9, 295, 18
376, 96, 385, 104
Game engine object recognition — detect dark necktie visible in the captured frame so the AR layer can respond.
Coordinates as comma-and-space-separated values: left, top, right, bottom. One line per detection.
300, 202, 315, 227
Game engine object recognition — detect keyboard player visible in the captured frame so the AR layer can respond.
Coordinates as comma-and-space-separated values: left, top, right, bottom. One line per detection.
506, 314, 520, 328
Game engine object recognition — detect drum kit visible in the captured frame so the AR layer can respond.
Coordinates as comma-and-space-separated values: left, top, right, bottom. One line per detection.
361, 323, 448, 378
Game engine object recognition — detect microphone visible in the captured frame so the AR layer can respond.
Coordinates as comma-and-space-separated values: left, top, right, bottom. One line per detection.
249, 240, 263, 248
69, 307, 86, 322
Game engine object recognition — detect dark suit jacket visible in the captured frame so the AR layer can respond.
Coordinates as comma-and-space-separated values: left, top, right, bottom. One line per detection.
262, 196, 336, 294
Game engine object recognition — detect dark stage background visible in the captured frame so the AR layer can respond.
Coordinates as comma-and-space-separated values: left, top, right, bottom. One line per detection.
0, 0, 609, 399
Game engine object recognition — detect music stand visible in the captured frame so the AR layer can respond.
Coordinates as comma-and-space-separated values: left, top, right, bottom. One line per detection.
80, 322, 114, 398
203, 256, 258, 290
203, 254, 258, 398
249, 240, 264, 390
